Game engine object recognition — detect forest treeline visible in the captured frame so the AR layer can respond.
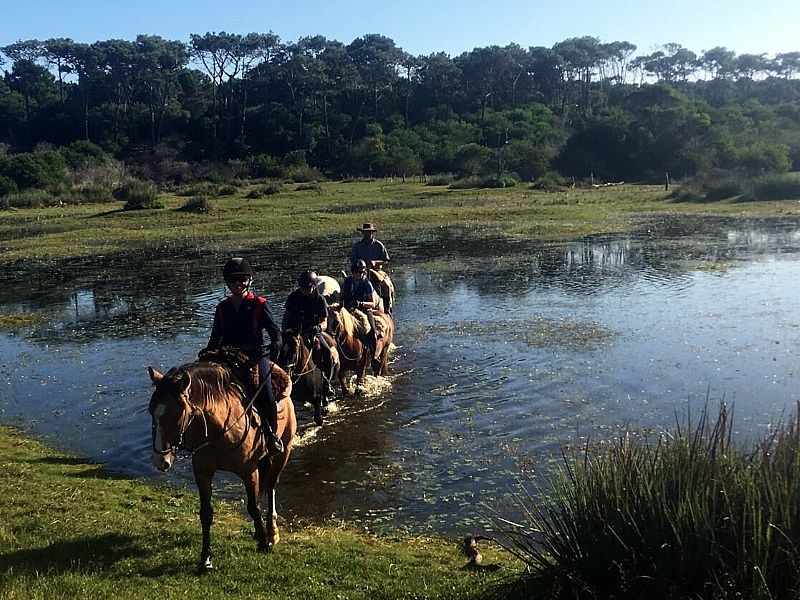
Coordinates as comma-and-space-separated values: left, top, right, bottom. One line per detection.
1, 33, 800, 190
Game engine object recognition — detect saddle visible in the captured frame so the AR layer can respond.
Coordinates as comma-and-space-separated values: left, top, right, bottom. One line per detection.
198, 346, 290, 404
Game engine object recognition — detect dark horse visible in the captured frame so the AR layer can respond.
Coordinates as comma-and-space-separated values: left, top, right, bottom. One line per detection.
327, 304, 395, 394
148, 349, 296, 573
278, 329, 339, 426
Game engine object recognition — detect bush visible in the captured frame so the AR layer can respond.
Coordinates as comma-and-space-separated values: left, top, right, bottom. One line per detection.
670, 183, 707, 202
744, 173, 800, 201
68, 186, 114, 204
216, 184, 238, 197
245, 183, 283, 198
0, 189, 57, 209
531, 172, 569, 192
0, 176, 18, 197
500, 404, 800, 599
485, 175, 519, 188
425, 173, 454, 186
286, 164, 324, 183
0, 151, 67, 190
449, 175, 490, 189
703, 178, 746, 201
295, 183, 322, 192
60, 141, 106, 170
114, 180, 164, 210
245, 154, 283, 178
180, 194, 212, 214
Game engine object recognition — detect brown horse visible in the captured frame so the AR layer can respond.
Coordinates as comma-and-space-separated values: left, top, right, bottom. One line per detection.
327, 304, 394, 393
148, 351, 296, 573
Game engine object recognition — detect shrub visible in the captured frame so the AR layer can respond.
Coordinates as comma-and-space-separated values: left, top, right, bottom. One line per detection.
296, 183, 322, 192
448, 175, 489, 189
216, 184, 238, 197
60, 140, 106, 170
0, 150, 67, 190
499, 404, 800, 599
744, 173, 800, 201
670, 183, 707, 202
0, 176, 18, 197
703, 178, 746, 201
1, 189, 57, 208
245, 183, 283, 198
69, 186, 114, 204
245, 154, 283, 178
286, 164, 324, 183
531, 172, 569, 191
114, 180, 164, 210
180, 194, 212, 214
425, 173, 454, 186
485, 175, 519, 188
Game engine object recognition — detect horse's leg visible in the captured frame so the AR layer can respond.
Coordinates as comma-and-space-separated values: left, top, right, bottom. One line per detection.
263, 454, 290, 547
245, 468, 269, 552
194, 467, 215, 574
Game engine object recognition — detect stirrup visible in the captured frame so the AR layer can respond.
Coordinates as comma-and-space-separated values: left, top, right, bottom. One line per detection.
266, 432, 284, 455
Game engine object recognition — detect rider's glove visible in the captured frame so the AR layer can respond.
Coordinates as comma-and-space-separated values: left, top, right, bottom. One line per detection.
309, 324, 321, 335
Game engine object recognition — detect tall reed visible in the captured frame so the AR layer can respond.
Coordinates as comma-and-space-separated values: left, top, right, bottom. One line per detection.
500, 404, 800, 599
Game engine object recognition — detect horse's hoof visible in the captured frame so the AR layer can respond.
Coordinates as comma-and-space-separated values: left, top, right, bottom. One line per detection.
196, 557, 214, 574
257, 541, 271, 553
314, 413, 324, 426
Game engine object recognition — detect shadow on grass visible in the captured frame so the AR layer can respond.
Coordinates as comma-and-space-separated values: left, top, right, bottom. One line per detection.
30, 457, 129, 481
0, 533, 142, 574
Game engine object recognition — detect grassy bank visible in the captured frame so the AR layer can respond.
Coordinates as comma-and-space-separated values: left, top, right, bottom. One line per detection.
0, 425, 522, 600
1, 181, 799, 263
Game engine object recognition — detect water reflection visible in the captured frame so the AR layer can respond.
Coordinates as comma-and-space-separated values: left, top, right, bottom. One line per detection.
2, 214, 800, 533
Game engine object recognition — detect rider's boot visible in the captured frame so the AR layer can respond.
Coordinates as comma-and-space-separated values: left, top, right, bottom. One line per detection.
256, 358, 284, 455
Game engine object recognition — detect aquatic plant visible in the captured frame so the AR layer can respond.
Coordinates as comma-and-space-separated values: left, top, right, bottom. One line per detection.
500, 403, 800, 599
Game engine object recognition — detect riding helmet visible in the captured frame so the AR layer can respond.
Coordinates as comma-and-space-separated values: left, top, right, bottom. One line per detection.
222, 257, 254, 278
298, 270, 320, 288
351, 259, 368, 272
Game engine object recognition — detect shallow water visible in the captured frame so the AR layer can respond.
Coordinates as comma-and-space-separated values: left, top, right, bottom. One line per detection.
2, 214, 800, 534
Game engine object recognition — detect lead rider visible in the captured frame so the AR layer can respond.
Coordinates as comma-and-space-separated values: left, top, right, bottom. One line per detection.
205, 257, 284, 455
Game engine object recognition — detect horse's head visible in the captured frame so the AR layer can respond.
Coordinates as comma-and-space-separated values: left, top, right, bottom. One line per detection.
327, 303, 346, 340
279, 330, 304, 376
148, 366, 196, 472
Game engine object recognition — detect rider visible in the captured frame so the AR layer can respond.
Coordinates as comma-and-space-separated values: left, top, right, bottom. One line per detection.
350, 222, 392, 314
205, 257, 284, 455
341, 259, 381, 356
282, 270, 336, 396
349, 222, 389, 271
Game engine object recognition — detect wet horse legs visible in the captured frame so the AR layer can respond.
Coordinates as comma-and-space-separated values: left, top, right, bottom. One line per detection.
194, 468, 214, 573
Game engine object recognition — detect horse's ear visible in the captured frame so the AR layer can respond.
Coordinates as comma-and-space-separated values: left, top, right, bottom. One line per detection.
148, 366, 163, 385
178, 370, 191, 393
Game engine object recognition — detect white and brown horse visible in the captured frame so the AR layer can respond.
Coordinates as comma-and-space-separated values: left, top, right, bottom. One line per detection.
148, 351, 296, 573
327, 304, 394, 393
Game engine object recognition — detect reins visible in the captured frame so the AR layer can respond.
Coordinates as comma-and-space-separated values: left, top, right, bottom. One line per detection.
154, 362, 274, 457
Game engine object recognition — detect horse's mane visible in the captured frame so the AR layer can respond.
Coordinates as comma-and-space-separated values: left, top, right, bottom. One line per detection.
164, 362, 245, 411
334, 305, 368, 337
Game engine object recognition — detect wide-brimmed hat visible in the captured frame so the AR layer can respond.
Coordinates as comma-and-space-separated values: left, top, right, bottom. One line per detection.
357, 222, 377, 232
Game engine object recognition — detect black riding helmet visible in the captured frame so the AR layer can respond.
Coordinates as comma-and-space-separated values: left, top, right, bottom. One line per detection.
298, 270, 320, 288
222, 257, 254, 278
351, 259, 368, 273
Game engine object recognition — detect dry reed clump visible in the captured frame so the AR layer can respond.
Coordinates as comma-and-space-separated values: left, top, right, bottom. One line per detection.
499, 403, 800, 599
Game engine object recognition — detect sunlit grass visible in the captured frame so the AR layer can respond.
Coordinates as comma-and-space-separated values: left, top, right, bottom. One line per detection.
0, 425, 522, 599
1, 181, 797, 262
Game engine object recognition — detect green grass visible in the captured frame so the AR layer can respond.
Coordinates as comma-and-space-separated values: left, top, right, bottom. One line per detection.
1, 180, 798, 263
500, 404, 800, 599
0, 425, 523, 599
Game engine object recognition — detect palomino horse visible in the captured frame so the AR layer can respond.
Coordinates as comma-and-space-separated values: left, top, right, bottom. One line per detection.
148, 349, 296, 573
327, 304, 395, 393
278, 329, 339, 425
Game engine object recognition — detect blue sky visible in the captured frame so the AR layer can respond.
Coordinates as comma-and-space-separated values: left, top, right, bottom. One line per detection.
1, 0, 797, 57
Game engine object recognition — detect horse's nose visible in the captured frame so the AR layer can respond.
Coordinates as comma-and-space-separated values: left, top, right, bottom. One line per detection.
152, 452, 173, 472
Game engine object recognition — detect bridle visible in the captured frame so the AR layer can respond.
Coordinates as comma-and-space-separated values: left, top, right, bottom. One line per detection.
150, 365, 273, 458
151, 397, 208, 457
328, 310, 364, 362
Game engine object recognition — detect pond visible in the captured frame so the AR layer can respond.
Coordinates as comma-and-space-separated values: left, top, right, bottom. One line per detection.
2, 214, 800, 534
